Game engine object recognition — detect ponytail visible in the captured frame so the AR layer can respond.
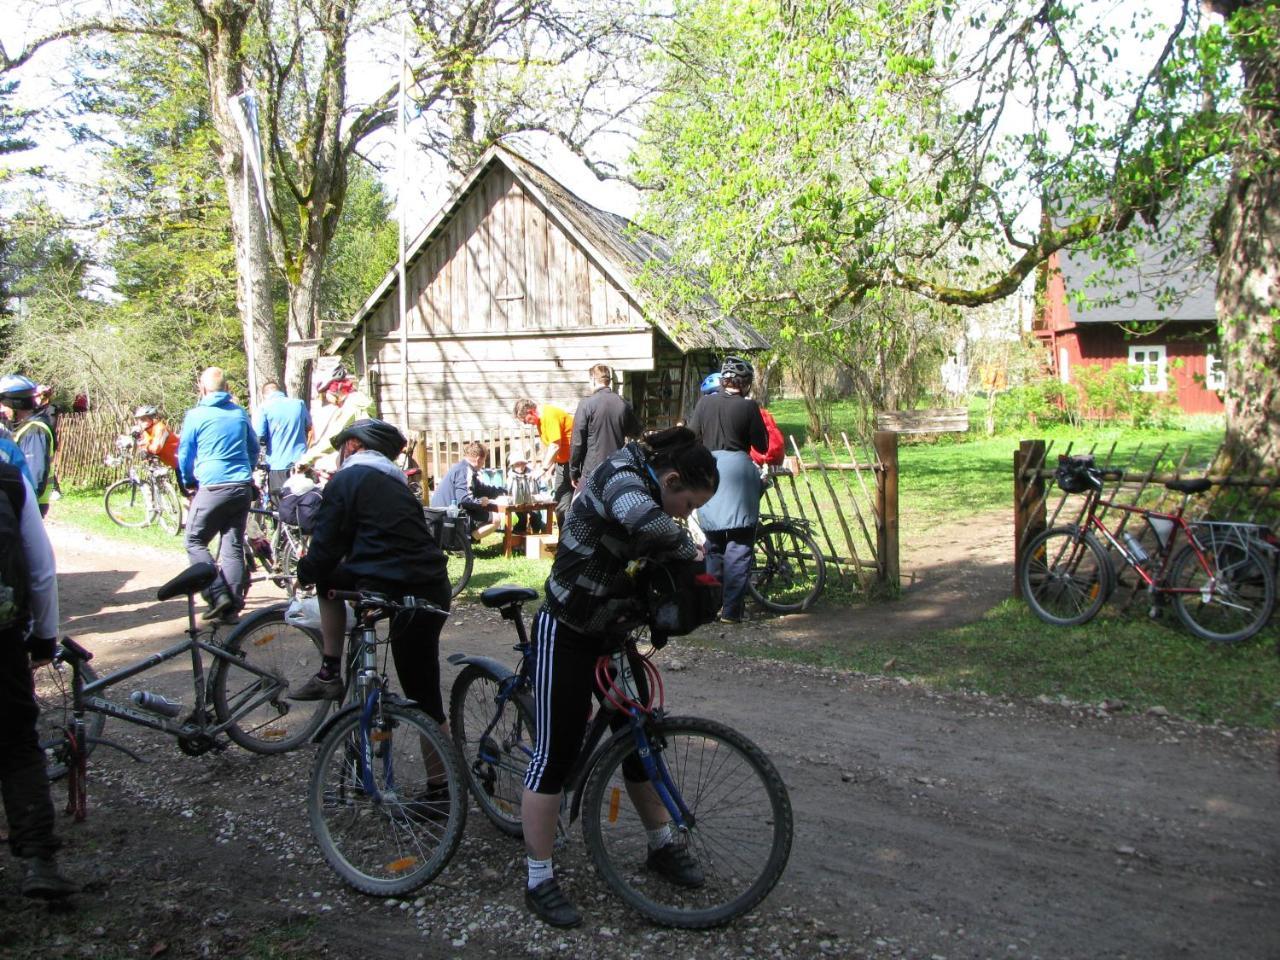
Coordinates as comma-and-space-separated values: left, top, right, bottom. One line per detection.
638, 426, 719, 493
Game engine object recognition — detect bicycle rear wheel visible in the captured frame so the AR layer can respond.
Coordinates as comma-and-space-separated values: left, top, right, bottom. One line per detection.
1019, 526, 1112, 626
449, 665, 534, 837
1170, 542, 1276, 644
581, 715, 793, 929
154, 478, 183, 535
104, 478, 151, 528
34, 651, 105, 781
444, 541, 473, 599
212, 606, 330, 753
309, 703, 466, 896
748, 521, 826, 613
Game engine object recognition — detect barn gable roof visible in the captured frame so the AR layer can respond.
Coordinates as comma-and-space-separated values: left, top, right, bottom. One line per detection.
1056, 245, 1216, 325
335, 144, 768, 353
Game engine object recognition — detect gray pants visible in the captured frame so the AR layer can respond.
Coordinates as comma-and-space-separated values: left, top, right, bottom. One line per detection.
184, 481, 253, 606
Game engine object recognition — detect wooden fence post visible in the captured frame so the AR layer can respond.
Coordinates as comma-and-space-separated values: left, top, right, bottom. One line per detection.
1013, 439, 1047, 598
873, 430, 899, 590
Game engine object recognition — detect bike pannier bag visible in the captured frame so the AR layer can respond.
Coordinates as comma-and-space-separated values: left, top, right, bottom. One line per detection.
279, 488, 323, 534
1054, 454, 1096, 494
423, 507, 471, 551
640, 558, 722, 641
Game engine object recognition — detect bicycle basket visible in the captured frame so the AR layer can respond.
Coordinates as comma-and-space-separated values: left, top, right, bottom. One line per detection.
1054, 454, 1097, 494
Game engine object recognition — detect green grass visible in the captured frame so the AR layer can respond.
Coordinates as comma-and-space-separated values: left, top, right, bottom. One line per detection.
685, 597, 1280, 727
51, 489, 188, 553
453, 542, 552, 597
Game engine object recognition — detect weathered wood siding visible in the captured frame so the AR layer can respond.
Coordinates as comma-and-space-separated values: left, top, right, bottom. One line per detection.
360, 165, 655, 432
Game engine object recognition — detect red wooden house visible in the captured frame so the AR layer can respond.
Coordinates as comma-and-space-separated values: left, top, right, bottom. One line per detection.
1034, 246, 1223, 415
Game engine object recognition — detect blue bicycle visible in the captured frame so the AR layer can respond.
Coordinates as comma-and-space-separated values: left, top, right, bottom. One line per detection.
448, 586, 793, 929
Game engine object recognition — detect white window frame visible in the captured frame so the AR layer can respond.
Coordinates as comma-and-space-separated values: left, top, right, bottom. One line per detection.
1205, 349, 1225, 391
1127, 345, 1167, 392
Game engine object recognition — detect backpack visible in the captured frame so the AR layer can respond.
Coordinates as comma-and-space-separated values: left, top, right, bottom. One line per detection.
278, 488, 323, 534
750, 408, 786, 467
0, 463, 31, 630
638, 558, 722, 644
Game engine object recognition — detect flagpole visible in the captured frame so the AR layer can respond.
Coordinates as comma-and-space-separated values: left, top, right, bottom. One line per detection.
398, 21, 410, 428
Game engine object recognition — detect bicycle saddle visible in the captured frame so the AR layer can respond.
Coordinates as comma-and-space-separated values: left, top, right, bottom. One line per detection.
1164, 477, 1213, 495
480, 586, 538, 609
157, 563, 219, 601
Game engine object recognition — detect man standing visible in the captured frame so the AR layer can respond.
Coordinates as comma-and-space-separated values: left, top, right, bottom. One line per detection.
177, 367, 257, 623
0, 376, 55, 518
514, 398, 574, 532
0, 460, 77, 899
252, 381, 312, 499
569, 364, 642, 487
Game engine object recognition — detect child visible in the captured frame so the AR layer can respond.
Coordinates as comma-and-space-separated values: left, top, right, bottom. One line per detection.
506, 448, 545, 535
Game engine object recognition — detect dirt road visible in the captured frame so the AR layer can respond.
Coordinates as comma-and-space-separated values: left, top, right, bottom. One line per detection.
2, 518, 1277, 960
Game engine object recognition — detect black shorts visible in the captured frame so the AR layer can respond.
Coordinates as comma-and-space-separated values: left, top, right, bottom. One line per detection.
317, 566, 451, 723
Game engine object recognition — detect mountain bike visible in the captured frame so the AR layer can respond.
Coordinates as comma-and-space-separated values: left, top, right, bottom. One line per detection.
749, 514, 826, 612
448, 586, 793, 929
245, 504, 308, 593
307, 588, 467, 896
33, 563, 328, 814
103, 440, 183, 535
1020, 454, 1277, 644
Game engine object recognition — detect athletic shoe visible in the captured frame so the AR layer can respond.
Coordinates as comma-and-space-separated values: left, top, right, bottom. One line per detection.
289, 672, 342, 701
201, 593, 235, 622
524, 877, 582, 928
20, 857, 79, 900
646, 842, 705, 888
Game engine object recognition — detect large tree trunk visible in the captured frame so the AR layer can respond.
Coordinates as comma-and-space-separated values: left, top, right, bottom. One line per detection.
1214, 2, 1280, 469
199, 0, 280, 401
284, 253, 325, 400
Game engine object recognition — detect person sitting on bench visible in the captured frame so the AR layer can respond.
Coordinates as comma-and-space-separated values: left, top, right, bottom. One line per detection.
430, 440, 505, 536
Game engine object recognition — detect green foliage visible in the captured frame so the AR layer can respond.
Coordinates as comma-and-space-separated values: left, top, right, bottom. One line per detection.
319, 167, 398, 335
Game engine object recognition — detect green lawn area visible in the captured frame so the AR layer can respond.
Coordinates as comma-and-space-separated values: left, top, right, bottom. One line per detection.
51, 412, 1278, 729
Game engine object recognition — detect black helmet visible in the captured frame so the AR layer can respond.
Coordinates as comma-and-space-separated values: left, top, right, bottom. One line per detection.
331, 418, 407, 459
133, 405, 160, 419
721, 356, 754, 382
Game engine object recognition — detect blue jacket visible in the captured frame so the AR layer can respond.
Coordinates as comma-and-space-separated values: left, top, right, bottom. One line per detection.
0, 436, 32, 488
253, 391, 311, 470
178, 392, 257, 487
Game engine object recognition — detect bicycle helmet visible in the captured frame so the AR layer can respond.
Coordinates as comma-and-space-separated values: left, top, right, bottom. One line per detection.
315, 364, 351, 395
331, 417, 407, 459
700, 372, 722, 395
133, 404, 160, 419
0, 374, 39, 409
721, 356, 754, 382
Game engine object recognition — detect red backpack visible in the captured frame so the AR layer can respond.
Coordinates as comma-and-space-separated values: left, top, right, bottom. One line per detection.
751, 408, 786, 466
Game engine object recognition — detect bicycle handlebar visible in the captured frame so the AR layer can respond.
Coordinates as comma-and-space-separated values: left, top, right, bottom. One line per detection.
324, 588, 448, 619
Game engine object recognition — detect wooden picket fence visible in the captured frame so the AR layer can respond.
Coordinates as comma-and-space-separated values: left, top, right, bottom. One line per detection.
50, 412, 132, 488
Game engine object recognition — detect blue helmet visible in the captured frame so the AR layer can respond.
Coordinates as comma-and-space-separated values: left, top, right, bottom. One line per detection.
0, 374, 38, 409
700, 372, 722, 395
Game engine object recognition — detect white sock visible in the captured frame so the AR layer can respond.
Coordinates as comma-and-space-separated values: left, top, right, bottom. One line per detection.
646, 824, 674, 850
527, 855, 554, 890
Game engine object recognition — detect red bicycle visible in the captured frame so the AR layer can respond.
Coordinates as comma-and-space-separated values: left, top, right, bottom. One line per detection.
1019, 455, 1277, 644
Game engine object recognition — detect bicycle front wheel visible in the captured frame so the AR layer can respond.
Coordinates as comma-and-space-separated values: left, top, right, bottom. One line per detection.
34, 651, 106, 781
154, 478, 183, 535
1170, 542, 1276, 644
581, 716, 793, 929
748, 522, 826, 613
104, 478, 151, 528
212, 606, 330, 753
309, 703, 467, 896
449, 665, 534, 837
1019, 526, 1112, 626
445, 542, 473, 599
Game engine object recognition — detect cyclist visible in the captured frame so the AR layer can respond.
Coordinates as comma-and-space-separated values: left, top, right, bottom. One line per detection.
0, 375, 56, 518
569, 363, 642, 488
297, 367, 374, 475
686, 356, 768, 624
513, 397, 574, 532
521, 426, 718, 928
0, 460, 77, 899
177, 368, 258, 623
291, 418, 452, 743
252, 381, 312, 500
132, 405, 181, 487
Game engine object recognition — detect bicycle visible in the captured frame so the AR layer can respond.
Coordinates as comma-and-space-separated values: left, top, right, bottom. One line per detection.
307, 587, 467, 896
33, 562, 330, 804
245, 504, 309, 593
448, 586, 793, 929
749, 513, 826, 612
103, 439, 183, 535
423, 506, 474, 598
1019, 454, 1277, 644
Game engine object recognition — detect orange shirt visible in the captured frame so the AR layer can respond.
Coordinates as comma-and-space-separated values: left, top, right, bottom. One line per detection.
142, 421, 180, 470
537, 404, 573, 464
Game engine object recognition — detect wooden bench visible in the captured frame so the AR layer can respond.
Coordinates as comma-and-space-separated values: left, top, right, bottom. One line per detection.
874, 408, 970, 435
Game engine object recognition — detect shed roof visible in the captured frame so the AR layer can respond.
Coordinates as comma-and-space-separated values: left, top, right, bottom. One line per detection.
336, 144, 768, 354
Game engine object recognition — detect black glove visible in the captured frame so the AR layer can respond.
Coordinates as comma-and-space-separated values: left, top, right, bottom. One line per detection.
26, 636, 56, 663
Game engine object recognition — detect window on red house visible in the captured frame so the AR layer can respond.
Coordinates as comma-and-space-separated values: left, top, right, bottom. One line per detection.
1127, 345, 1167, 392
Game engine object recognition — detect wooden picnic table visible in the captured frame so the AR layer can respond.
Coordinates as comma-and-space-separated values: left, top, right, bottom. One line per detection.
491, 499, 555, 558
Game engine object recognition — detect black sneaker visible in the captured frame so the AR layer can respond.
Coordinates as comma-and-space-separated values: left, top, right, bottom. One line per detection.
20, 857, 79, 900
201, 593, 235, 622
289, 672, 342, 701
646, 842, 705, 888
524, 877, 582, 928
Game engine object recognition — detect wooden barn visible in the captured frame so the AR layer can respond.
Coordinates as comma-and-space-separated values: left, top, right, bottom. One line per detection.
332, 145, 768, 437
1035, 243, 1223, 415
